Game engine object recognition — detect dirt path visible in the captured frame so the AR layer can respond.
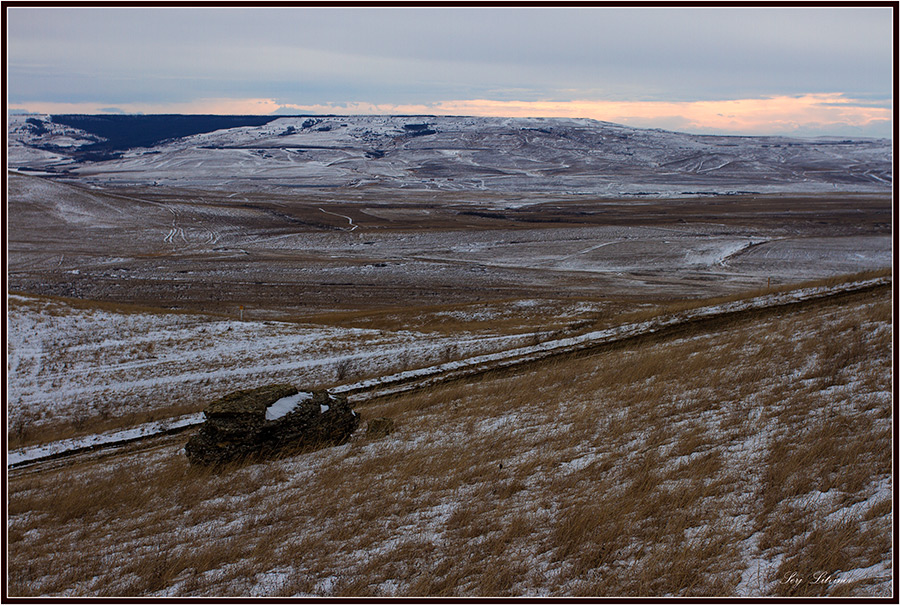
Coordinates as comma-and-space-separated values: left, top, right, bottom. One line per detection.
319, 207, 358, 231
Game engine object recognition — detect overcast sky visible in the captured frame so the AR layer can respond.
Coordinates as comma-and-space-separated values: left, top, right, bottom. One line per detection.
7, 6, 894, 137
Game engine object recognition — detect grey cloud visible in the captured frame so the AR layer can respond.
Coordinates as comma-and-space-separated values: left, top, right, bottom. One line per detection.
6, 6, 893, 110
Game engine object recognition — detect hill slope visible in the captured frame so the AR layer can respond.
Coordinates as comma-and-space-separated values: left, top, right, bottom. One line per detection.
7, 286, 892, 597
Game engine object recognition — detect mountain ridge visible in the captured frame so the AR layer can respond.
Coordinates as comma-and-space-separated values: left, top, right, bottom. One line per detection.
8, 114, 892, 196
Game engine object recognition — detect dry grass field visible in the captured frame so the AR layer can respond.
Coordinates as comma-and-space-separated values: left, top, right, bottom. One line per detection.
7, 284, 891, 597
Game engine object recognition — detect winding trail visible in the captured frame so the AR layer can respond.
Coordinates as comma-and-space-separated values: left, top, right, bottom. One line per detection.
319, 208, 358, 231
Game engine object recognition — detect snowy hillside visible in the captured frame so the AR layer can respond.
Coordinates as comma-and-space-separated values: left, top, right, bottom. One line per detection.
7, 284, 892, 597
8, 114, 892, 195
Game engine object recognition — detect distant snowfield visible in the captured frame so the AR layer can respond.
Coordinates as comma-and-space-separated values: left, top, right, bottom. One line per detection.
246, 223, 891, 283
7, 114, 891, 195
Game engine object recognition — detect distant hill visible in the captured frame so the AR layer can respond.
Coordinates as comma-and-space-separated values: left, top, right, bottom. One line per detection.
7, 114, 892, 196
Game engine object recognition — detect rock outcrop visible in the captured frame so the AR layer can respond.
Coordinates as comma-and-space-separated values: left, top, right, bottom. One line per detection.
185, 384, 360, 465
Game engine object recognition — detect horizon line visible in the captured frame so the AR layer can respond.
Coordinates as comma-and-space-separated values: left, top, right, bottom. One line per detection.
9, 93, 893, 139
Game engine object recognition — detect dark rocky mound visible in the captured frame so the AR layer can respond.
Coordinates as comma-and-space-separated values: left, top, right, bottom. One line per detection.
185, 384, 360, 466
403, 123, 437, 136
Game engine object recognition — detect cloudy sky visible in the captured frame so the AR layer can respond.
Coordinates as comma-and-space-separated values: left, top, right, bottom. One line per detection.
7, 6, 894, 137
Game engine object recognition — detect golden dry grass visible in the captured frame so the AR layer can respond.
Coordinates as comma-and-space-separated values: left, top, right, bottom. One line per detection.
301, 295, 621, 337
7, 285, 892, 597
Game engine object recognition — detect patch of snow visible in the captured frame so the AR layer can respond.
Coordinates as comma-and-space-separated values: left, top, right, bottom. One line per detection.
374, 578, 400, 596
735, 531, 784, 597
249, 568, 292, 597
559, 452, 603, 474
477, 414, 519, 433
265, 392, 313, 421
825, 475, 892, 524
314, 575, 338, 595
834, 560, 894, 589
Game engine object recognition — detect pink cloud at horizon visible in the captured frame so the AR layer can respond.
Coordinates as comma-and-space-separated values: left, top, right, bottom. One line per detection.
282, 94, 891, 137
13, 93, 891, 137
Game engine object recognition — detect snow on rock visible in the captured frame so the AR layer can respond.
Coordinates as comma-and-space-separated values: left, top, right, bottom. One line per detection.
265, 392, 314, 421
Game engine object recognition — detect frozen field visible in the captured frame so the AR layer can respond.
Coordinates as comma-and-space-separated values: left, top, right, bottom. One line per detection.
8, 293, 577, 440
11, 277, 885, 465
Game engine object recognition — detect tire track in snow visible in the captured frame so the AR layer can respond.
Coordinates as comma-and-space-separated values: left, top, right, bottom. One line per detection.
559, 240, 618, 261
